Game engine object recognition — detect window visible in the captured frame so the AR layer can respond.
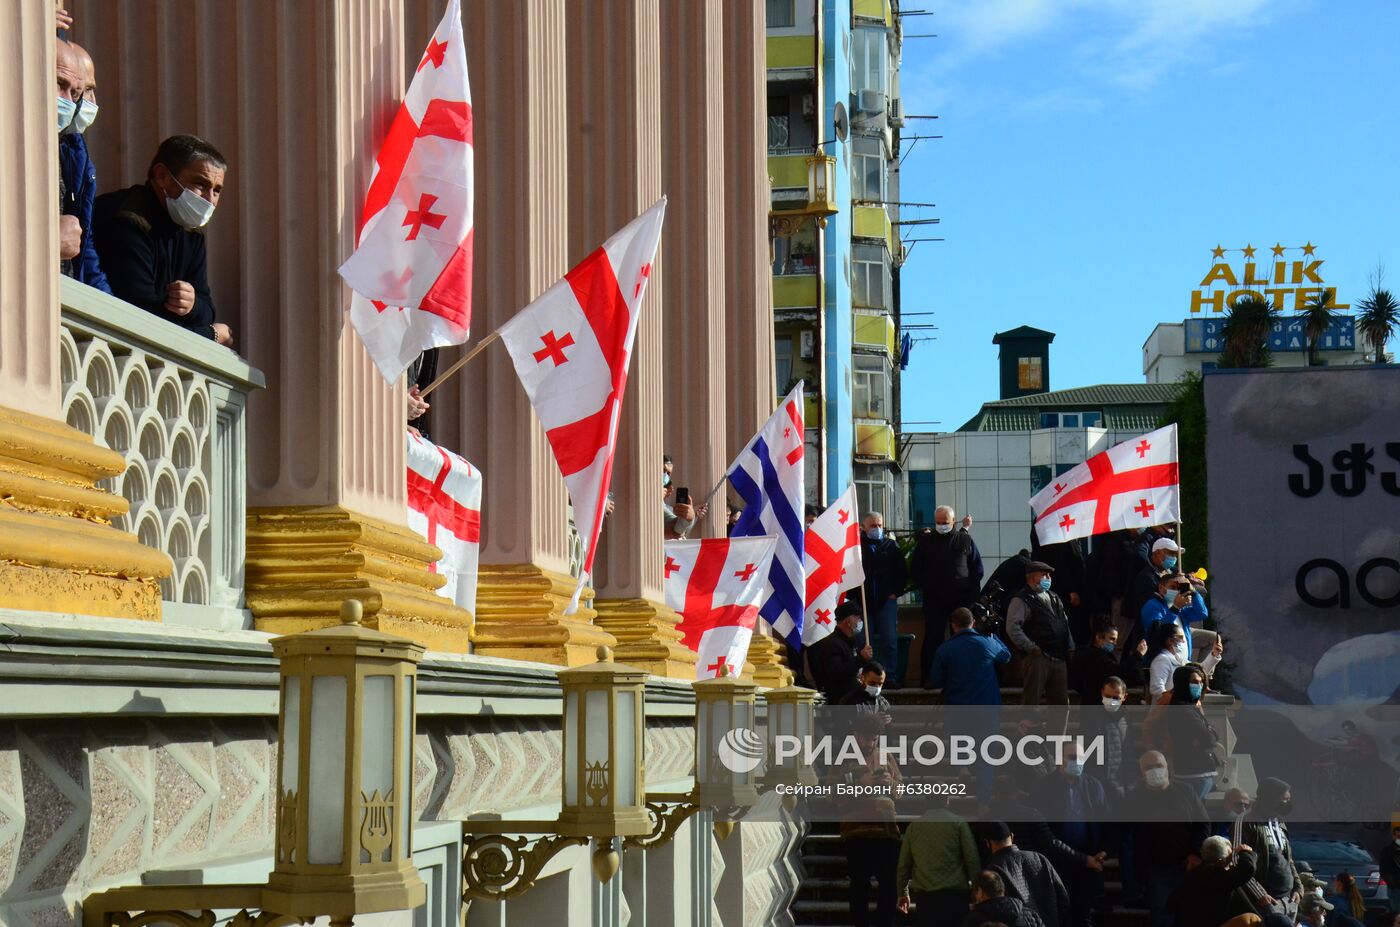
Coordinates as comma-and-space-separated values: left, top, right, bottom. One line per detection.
1082, 412, 1103, 427
851, 243, 889, 308
851, 137, 885, 202
1017, 356, 1043, 390
775, 337, 794, 394
766, 0, 795, 28
1039, 413, 1056, 429
852, 28, 888, 95
909, 470, 936, 529
1062, 413, 1080, 428
767, 94, 790, 149
1040, 411, 1105, 428
852, 355, 891, 419
772, 222, 818, 276
855, 467, 895, 523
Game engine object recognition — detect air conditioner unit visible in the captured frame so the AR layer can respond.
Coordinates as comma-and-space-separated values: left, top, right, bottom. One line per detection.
799, 330, 816, 360
856, 89, 885, 115
888, 98, 905, 127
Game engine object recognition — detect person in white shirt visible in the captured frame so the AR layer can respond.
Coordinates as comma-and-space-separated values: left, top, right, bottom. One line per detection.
1147, 624, 1222, 702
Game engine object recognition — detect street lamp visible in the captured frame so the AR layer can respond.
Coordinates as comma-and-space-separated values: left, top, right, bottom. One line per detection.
804, 149, 837, 226
759, 684, 819, 791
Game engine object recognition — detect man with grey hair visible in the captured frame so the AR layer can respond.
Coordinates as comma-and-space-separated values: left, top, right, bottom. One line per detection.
1167, 835, 1260, 927
909, 504, 981, 686
860, 511, 908, 687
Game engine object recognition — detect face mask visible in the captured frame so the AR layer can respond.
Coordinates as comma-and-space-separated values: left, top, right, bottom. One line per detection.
852, 621, 864, 635
1038, 576, 1052, 592
57, 97, 77, 133
865, 526, 883, 541
1102, 696, 1122, 712
1144, 767, 1169, 788
1174, 641, 1189, 660
163, 177, 216, 230
1188, 682, 1204, 701
864, 685, 882, 697
1065, 761, 1084, 777
1276, 798, 1292, 817
934, 523, 953, 534
1163, 588, 1179, 606
662, 473, 671, 488
1099, 640, 1115, 653
1163, 556, 1178, 571
70, 99, 98, 134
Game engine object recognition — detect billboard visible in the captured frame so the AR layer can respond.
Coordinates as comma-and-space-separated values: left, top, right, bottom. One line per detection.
1185, 316, 1357, 354
1205, 366, 1400, 705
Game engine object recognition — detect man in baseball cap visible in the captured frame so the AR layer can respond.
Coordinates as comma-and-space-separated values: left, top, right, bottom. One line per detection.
1007, 560, 1074, 732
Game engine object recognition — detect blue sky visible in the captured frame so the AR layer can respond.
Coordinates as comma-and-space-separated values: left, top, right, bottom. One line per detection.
895, 0, 1400, 431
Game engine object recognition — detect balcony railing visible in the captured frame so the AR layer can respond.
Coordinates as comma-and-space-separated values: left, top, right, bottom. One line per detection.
58, 278, 265, 621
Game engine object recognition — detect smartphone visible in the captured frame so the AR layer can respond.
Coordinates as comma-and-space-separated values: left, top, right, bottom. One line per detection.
675, 487, 691, 506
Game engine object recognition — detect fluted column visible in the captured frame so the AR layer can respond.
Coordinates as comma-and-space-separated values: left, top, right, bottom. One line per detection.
563, 0, 695, 678
71, 0, 471, 649
0, 0, 170, 620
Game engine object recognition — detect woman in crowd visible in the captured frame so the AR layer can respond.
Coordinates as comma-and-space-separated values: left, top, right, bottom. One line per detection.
1147, 663, 1221, 800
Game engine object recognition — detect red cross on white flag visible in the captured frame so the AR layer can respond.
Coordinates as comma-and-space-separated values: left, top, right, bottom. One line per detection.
405, 432, 482, 617
802, 484, 865, 647
497, 198, 667, 612
342, 0, 475, 382
1029, 424, 1181, 545
662, 536, 778, 680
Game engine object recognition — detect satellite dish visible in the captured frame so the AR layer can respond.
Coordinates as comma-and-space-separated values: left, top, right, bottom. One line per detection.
833, 102, 849, 143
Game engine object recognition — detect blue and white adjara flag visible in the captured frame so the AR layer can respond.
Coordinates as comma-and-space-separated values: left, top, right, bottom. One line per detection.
727, 384, 806, 655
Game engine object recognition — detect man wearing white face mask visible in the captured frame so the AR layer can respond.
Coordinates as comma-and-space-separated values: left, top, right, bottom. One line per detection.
909, 504, 982, 686
56, 37, 111, 293
94, 135, 233, 346
1123, 750, 1208, 927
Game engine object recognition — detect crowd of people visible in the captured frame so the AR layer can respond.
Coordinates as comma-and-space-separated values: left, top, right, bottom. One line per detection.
55, 12, 234, 348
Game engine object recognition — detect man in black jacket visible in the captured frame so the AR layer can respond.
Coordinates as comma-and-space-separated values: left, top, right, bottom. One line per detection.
1167, 836, 1260, 927
980, 822, 1072, 927
806, 600, 872, 703
1242, 778, 1302, 919
94, 135, 233, 346
1008, 561, 1074, 734
909, 505, 982, 683
861, 512, 908, 686
1035, 743, 1111, 927
962, 869, 1044, 927
1122, 750, 1209, 927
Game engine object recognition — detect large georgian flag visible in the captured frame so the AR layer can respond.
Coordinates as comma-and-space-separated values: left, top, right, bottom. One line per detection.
406, 432, 482, 615
1029, 424, 1181, 545
498, 199, 667, 612
802, 484, 865, 647
341, 0, 474, 381
664, 537, 778, 681
728, 384, 806, 655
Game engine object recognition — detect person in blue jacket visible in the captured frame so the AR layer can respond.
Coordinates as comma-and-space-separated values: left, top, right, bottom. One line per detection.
1139, 572, 1217, 663
930, 606, 1011, 800
57, 39, 111, 294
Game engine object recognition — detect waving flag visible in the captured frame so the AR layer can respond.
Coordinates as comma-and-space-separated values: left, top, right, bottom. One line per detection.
1030, 423, 1180, 545
803, 484, 865, 647
728, 384, 806, 654
498, 199, 666, 612
406, 432, 482, 615
664, 537, 778, 680
341, 0, 474, 381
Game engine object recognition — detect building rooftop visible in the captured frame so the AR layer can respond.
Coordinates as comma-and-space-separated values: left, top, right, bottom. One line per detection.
959, 382, 1184, 432
992, 325, 1056, 344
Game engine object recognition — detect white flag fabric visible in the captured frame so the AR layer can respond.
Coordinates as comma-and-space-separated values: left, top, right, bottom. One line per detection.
663, 536, 778, 680
498, 199, 666, 612
406, 432, 482, 615
1029, 424, 1180, 545
802, 484, 865, 647
341, 0, 474, 381
727, 384, 806, 654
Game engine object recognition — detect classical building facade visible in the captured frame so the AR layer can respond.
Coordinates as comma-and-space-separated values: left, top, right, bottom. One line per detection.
0, 1, 802, 924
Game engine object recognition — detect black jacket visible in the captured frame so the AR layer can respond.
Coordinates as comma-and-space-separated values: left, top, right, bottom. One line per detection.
1120, 783, 1209, 870
1241, 819, 1300, 898
93, 184, 220, 339
1080, 707, 1134, 802
911, 527, 983, 605
1011, 587, 1072, 660
806, 627, 864, 702
1159, 705, 1220, 778
1168, 850, 1259, 927
961, 896, 1044, 927
991, 800, 1096, 873
986, 846, 1071, 927
861, 535, 908, 604
1381, 841, 1400, 897
1071, 646, 1121, 702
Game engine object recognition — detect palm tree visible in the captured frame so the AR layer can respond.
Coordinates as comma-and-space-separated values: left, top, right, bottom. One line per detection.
1219, 293, 1278, 368
1357, 285, 1399, 363
1301, 290, 1336, 366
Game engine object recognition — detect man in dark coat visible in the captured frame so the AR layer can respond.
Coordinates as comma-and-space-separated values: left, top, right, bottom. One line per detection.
94, 134, 233, 346
1122, 751, 1209, 927
980, 822, 1072, 927
1242, 778, 1302, 919
1034, 742, 1111, 927
806, 600, 871, 703
860, 511, 908, 686
909, 505, 983, 683
1031, 532, 1088, 647
56, 40, 110, 293
962, 869, 1045, 927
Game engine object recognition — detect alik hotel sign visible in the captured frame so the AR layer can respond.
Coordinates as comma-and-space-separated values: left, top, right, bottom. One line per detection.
1188, 242, 1349, 314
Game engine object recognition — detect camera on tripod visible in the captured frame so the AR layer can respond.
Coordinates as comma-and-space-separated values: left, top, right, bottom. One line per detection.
970, 580, 1006, 637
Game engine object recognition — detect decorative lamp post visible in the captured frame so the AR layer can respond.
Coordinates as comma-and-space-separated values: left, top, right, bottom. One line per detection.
759, 684, 819, 790
805, 148, 838, 226
263, 599, 427, 921
692, 666, 760, 811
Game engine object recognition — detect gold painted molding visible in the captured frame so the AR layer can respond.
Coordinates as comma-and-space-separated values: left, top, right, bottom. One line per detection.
471, 563, 617, 667
745, 628, 795, 689
0, 405, 170, 619
591, 597, 699, 680
245, 505, 473, 653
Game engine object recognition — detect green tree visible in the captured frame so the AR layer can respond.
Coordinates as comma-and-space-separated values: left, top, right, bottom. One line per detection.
1301, 289, 1336, 366
1357, 284, 1399, 364
1217, 293, 1278, 368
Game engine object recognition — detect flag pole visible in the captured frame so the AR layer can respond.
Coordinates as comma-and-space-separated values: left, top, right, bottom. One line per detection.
859, 584, 871, 650
419, 329, 501, 398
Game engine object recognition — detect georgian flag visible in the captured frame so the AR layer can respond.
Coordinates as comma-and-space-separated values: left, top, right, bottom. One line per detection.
1030, 424, 1180, 544
663, 537, 778, 681
406, 433, 482, 615
341, 0, 474, 381
802, 484, 865, 647
497, 199, 666, 612
727, 384, 806, 654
